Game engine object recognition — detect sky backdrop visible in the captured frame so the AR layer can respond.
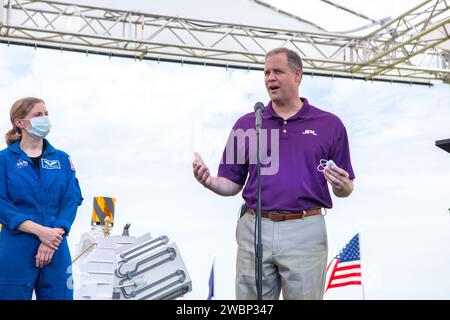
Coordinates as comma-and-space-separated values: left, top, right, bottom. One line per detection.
0, 0, 449, 299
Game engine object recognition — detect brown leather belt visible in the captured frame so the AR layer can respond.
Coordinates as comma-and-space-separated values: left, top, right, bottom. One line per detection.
246, 208, 322, 221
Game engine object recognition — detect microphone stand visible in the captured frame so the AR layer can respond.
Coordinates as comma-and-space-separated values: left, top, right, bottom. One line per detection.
256, 125, 263, 300
254, 103, 264, 300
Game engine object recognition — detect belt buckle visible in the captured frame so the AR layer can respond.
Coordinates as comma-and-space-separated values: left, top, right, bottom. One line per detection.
301, 210, 306, 219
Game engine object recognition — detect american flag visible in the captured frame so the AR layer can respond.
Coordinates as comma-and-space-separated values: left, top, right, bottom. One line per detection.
325, 234, 362, 292
207, 261, 215, 300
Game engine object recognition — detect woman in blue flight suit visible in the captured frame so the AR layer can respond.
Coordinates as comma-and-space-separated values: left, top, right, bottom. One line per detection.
0, 97, 83, 300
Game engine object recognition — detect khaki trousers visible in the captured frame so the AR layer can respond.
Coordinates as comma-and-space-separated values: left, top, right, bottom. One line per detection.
235, 212, 328, 300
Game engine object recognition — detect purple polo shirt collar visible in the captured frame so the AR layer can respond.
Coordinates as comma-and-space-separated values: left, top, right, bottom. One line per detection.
263, 97, 314, 120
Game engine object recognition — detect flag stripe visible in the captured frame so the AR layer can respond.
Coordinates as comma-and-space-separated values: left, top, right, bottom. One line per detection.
328, 281, 362, 289
335, 267, 361, 274
335, 266, 360, 272
335, 268, 361, 276
329, 275, 362, 284
332, 272, 361, 280
335, 260, 361, 268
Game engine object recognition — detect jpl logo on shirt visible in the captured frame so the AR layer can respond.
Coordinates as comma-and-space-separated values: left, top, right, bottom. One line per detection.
302, 129, 318, 136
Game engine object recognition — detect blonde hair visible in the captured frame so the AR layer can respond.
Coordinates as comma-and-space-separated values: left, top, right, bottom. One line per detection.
5, 97, 45, 146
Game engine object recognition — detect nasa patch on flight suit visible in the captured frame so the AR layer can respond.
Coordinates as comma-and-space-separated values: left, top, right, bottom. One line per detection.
41, 158, 61, 170
16, 159, 29, 169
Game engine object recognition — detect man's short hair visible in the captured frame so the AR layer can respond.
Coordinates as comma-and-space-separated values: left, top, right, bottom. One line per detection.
265, 48, 303, 73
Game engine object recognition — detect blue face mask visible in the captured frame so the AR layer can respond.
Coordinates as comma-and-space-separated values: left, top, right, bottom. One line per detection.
26, 116, 52, 139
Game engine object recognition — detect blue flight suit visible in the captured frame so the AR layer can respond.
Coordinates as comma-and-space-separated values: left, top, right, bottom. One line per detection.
0, 140, 83, 300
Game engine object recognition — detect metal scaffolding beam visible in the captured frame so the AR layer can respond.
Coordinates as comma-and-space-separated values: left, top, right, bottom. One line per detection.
0, 0, 448, 85
351, 0, 450, 82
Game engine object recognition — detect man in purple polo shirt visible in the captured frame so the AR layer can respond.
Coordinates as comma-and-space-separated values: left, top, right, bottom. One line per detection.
193, 47, 355, 300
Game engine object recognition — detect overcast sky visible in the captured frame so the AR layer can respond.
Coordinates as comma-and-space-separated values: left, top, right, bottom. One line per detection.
1, 0, 449, 300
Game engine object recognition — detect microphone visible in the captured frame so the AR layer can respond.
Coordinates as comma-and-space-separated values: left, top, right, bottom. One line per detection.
254, 102, 265, 130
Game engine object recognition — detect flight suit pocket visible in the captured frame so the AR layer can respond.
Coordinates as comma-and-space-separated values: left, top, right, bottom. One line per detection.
6, 175, 38, 204
47, 193, 60, 213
